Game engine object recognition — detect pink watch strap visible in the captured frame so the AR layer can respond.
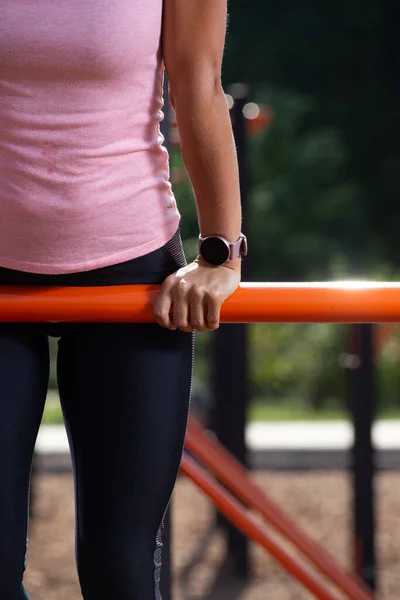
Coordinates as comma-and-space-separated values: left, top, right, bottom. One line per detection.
229, 233, 248, 259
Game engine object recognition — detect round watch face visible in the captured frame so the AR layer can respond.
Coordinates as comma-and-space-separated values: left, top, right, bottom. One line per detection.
200, 237, 230, 266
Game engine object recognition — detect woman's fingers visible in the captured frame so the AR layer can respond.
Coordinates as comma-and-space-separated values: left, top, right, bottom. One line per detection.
206, 292, 222, 330
153, 277, 176, 330
172, 280, 193, 332
155, 283, 218, 332
154, 261, 239, 332
189, 286, 208, 333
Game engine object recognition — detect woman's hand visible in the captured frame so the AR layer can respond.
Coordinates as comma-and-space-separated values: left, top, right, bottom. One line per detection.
153, 258, 241, 332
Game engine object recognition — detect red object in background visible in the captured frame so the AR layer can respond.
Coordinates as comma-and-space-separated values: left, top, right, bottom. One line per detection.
375, 323, 398, 355
242, 102, 275, 135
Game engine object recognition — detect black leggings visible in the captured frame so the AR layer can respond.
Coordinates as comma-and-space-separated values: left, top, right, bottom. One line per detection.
0, 229, 193, 600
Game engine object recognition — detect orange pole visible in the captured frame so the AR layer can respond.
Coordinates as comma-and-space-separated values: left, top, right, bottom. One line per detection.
180, 453, 340, 600
1, 282, 400, 323
186, 418, 374, 600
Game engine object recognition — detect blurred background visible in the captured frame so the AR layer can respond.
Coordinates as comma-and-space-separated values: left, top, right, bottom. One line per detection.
27, 2, 400, 599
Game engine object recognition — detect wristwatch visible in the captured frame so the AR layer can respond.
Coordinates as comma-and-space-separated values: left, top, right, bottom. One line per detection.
199, 233, 248, 266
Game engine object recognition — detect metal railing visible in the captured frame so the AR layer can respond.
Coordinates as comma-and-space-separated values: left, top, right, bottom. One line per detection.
1, 281, 400, 323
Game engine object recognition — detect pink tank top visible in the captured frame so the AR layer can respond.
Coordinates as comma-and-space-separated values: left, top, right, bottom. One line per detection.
0, 0, 180, 274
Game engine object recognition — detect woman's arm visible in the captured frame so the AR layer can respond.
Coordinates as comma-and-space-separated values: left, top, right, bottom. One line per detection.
154, 0, 242, 332
162, 0, 242, 261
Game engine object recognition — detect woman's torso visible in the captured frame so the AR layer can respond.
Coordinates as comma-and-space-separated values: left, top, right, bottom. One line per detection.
0, 0, 180, 274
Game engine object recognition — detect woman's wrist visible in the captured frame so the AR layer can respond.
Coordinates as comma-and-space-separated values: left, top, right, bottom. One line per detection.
197, 231, 244, 273
195, 253, 241, 272
224, 255, 242, 273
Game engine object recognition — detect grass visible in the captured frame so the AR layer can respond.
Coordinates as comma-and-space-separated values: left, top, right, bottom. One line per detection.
41, 390, 63, 424
249, 400, 400, 421
248, 403, 347, 422
42, 390, 400, 425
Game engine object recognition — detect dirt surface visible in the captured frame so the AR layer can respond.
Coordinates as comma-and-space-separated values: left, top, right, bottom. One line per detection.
24, 471, 400, 599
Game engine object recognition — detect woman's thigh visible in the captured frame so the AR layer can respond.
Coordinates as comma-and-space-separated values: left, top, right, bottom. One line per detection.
57, 320, 193, 597
55, 229, 194, 596
0, 322, 49, 597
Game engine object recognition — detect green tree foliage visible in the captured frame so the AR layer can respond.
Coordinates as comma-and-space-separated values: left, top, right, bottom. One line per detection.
249, 86, 355, 282
250, 323, 346, 410
224, 0, 400, 272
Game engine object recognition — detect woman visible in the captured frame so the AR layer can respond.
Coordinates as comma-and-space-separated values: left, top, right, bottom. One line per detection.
0, 0, 246, 598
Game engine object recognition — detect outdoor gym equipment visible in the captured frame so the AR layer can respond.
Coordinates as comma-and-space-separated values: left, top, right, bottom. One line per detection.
1, 281, 398, 597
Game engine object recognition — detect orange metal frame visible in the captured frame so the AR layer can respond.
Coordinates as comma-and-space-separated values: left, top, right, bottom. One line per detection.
185, 417, 374, 600
1, 282, 400, 323
1, 282, 393, 599
180, 452, 341, 600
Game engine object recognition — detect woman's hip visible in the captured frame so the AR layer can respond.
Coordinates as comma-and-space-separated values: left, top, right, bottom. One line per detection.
0, 228, 186, 288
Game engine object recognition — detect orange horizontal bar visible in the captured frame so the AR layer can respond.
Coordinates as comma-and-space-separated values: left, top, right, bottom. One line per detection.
186, 418, 374, 600
180, 453, 339, 600
1, 282, 400, 323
